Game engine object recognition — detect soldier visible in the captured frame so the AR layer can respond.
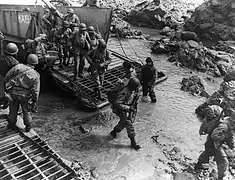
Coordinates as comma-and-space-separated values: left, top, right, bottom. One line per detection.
0, 43, 19, 109
4, 54, 40, 132
86, 39, 111, 100
109, 77, 141, 150
195, 105, 235, 180
63, 8, 80, 31
41, 8, 58, 39
70, 23, 91, 80
54, 21, 72, 67
140, 57, 157, 103
82, 0, 98, 7
24, 34, 57, 73
122, 61, 137, 86
87, 26, 102, 50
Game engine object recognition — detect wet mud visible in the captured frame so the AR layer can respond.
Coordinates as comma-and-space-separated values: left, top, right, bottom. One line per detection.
32, 35, 226, 180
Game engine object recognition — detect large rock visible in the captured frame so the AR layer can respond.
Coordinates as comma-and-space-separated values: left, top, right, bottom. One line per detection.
184, 0, 235, 40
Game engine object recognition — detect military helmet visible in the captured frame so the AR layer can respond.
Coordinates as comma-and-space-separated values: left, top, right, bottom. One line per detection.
79, 23, 87, 31
146, 57, 153, 63
204, 105, 223, 121
24, 39, 34, 49
87, 26, 95, 33
67, 8, 74, 14
63, 21, 70, 28
98, 39, 107, 50
128, 77, 140, 91
27, 54, 39, 65
5, 43, 18, 55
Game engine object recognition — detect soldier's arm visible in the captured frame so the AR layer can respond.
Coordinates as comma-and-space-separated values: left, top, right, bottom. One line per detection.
41, 14, 52, 27
86, 32, 91, 43
85, 50, 93, 64
31, 74, 40, 102
4, 67, 17, 83
115, 91, 130, 111
105, 51, 111, 65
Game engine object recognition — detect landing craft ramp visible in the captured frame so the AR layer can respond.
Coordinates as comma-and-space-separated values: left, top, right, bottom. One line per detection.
51, 50, 168, 110
0, 115, 77, 180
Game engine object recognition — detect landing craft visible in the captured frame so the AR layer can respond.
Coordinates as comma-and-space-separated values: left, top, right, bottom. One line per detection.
0, 2, 167, 110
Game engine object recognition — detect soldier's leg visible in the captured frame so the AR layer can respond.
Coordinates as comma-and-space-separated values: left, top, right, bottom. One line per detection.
126, 117, 140, 150
97, 72, 105, 101
63, 44, 68, 65
149, 85, 157, 103
142, 83, 148, 97
58, 43, 63, 66
195, 135, 214, 169
8, 95, 19, 129
78, 53, 85, 76
73, 53, 79, 81
20, 98, 32, 132
215, 147, 229, 179
113, 112, 126, 134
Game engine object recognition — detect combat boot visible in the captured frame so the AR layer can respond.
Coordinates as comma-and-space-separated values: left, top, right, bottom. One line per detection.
130, 137, 141, 150
110, 130, 117, 138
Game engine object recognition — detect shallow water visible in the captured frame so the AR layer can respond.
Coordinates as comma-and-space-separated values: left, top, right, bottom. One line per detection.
34, 36, 223, 180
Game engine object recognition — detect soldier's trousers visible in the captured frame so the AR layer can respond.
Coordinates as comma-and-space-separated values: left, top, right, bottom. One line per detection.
113, 111, 135, 138
142, 83, 156, 101
58, 43, 69, 64
198, 135, 229, 179
73, 53, 85, 78
8, 94, 32, 128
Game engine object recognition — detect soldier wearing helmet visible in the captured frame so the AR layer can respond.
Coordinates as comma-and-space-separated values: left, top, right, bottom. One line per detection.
63, 8, 80, 31
195, 105, 235, 179
140, 57, 157, 103
85, 39, 111, 100
87, 26, 102, 50
70, 23, 91, 80
109, 77, 141, 150
4, 54, 40, 132
54, 21, 72, 67
0, 43, 19, 109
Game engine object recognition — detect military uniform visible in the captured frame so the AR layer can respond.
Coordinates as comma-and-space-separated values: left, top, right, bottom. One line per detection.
112, 87, 136, 138
89, 33, 102, 50
63, 13, 80, 31
5, 63, 40, 131
70, 29, 91, 79
140, 57, 157, 102
86, 48, 111, 99
54, 26, 72, 66
195, 106, 235, 180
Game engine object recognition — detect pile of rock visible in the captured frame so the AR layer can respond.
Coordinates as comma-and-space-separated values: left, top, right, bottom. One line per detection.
184, 0, 235, 40
195, 65, 235, 117
126, 0, 201, 29
181, 75, 209, 97
151, 31, 235, 77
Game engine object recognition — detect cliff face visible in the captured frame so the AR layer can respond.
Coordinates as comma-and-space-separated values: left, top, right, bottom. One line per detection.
184, 0, 235, 40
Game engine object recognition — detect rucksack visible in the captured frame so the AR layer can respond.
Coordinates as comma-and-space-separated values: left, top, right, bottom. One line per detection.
107, 80, 125, 104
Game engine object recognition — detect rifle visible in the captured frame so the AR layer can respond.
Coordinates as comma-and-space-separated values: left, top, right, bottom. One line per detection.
128, 90, 140, 123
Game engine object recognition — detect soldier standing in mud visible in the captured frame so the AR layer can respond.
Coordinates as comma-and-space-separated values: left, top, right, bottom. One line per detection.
54, 21, 72, 67
63, 8, 80, 31
140, 57, 157, 103
4, 54, 40, 132
195, 105, 235, 180
86, 39, 111, 100
70, 23, 91, 80
0, 43, 19, 109
109, 77, 141, 150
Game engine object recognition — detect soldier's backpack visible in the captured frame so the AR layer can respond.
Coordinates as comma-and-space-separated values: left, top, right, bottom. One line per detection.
107, 80, 125, 105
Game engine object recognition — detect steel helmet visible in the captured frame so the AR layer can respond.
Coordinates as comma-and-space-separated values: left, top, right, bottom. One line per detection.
204, 105, 223, 121
63, 21, 70, 28
5, 43, 18, 55
27, 54, 39, 65
98, 39, 107, 50
79, 23, 87, 31
128, 77, 140, 91
67, 8, 74, 14
146, 57, 153, 63
87, 26, 95, 33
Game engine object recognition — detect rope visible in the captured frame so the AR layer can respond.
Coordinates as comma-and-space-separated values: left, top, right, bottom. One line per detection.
126, 39, 144, 65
